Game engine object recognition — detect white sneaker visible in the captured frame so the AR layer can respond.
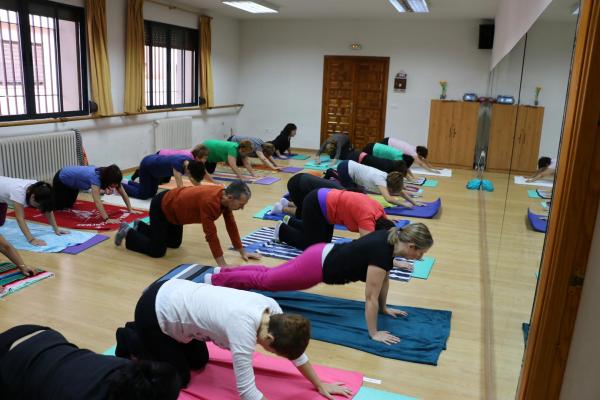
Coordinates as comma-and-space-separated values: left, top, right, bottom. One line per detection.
273, 221, 283, 241
272, 202, 284, 214
280, 197, 290, 207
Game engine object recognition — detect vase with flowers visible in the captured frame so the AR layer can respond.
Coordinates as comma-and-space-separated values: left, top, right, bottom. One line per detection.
439, 81, 448, 100
534, 86, 542, 106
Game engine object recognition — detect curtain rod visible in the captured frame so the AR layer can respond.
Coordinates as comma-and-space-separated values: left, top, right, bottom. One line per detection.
145, 0, 213, 18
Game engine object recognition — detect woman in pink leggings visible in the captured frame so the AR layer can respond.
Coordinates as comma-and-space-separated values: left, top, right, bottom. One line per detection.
208, 223, 434, 345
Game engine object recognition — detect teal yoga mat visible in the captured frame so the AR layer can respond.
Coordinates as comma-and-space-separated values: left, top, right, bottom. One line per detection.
128, 216, 150, 227
422, 180, 438, 188
304, 159, 340, 171
354, 387, 417, 400
528, 190, 541, 198
411, 257, 436, 279
103, 345, 116, 356
253, 206, 273, 219
290, 154, 310, 160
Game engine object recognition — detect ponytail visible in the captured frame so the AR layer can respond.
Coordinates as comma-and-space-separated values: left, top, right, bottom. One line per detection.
387, 222, 433, 249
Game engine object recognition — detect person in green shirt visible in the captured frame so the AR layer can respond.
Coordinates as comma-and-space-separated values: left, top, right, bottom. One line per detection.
363, 142, 404, 161
202, 139, 256, 181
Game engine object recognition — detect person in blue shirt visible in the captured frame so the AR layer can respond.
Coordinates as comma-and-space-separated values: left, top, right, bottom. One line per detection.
52, 165, 136, 224
122, 155, 205, 200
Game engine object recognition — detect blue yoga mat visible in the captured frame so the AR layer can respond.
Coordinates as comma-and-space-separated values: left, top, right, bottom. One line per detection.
354, 387, 417, 400
527, 209, 547, 233
0, 218, 96, 253
253, 206, 410, 231
256, 290, 451, 365
385, 198, 442, 218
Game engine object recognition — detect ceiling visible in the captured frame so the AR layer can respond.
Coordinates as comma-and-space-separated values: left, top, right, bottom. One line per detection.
162, 0, 579, 22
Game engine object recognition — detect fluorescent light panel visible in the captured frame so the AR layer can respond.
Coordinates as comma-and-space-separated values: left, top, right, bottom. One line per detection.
222, 1, 278, 14
388, 0, 406, 13
406, 0, 429, 13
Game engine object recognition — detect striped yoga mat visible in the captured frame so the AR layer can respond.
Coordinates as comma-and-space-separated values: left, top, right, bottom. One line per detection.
211, 171, 280, 185
0, 262, 54, 299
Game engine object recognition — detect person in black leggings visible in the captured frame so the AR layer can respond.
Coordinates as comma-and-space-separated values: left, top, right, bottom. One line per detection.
0, 324, 181, 400
271, 173, 343, 217
347, 149, 412, 174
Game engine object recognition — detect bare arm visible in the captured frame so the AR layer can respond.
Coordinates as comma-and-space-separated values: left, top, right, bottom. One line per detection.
91, 186, 117, 223
297, 361, 352, 399
0, 235, 33, 276
13, 203, 44, 245
358, 228, 371, 237
44, 211, 68, 235
173, 168, 184, 188
227, 155, 246, 180
365, 266, 400, 344
116, 184, 135, 213
241, 156, 256, 177
256, 151, 278, 170
415, 157, 439, 173
379, 185, 414, 207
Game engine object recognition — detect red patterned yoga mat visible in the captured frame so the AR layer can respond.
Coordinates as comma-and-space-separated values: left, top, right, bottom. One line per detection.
8, 200, 148, 231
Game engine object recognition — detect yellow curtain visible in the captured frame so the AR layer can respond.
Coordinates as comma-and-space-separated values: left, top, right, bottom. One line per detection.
85, 0, 113, 115
199, 15, 214, 108
124, 0, 146, 113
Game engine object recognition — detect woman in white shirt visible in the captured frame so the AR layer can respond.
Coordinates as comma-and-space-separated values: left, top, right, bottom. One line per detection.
0, 176, 67, 246
526, 156, 556, 182
116, 279, 351, 400
336, 160, 421, 207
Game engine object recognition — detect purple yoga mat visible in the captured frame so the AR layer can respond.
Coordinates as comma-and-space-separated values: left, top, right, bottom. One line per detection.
62, 235, 109, 254
254, 176, 281, 185
280, 166, 303, 173
384, 198, 442, 219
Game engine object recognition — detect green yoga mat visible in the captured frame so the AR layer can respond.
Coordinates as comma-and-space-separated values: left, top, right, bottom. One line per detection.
304, 159, 340, 171
422, 180, 438, 188
528, 189, 541, 198
412, 257, 436, 279
290, 154, 310, 160
355, 387, 417, 400
128, 216, 150, 227
253, 206, 273, 219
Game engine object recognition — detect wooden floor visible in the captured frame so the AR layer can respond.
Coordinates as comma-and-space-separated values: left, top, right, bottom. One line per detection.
0, 155, 546, 400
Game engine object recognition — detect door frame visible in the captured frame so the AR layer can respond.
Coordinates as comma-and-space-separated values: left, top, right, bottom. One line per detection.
517, 0, 600, 398
320, 55, 390, 146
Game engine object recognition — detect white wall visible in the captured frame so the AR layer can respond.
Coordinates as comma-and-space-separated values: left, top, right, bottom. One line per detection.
560, 203, 600, 399
235, 19, 491, 150
0, 0, 240, 169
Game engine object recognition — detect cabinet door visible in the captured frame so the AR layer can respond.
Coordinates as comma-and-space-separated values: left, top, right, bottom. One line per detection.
511, 106, 545, 173
427, 100, 454, 164
487, 104, 518, 171
451, 102, 480, 167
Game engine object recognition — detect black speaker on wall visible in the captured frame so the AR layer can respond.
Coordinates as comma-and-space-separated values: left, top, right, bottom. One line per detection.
479, 24, 494, 49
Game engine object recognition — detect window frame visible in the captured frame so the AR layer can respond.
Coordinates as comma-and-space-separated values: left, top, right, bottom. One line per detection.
0, 0, 89, 122
144, 19, 199, 110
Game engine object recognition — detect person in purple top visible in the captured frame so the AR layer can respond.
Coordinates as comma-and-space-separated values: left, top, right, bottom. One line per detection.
122, 155, 206, 200
52, 165, 137, 224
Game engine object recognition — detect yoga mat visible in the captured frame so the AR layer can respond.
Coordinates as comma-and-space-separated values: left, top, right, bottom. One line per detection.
257, 291, 451, 365
211, 171, 280, 185
540, 201, 550, 210
102, 194, 153, 211
0, 219, 97, 252
129, 216, 150, 228
304, 159, 340, 171
527, 209, 548, 233
280, 166, 304, 173
159, 177, 197, 190
382, 198, 442, 219
411, 167, 452, 177
537, 189, 552, 199
422, 180, 438, 188
253, 206, 410, 232
274, 154, 310, 160
9, 200, 148, 231
514, 176, 553, 188
0, 262, 54, 299
405, 177, 426, 186
354, 387, 417, 400
393, 257, 436, 280
527, 190, 541, 198
62, 234, 109, 254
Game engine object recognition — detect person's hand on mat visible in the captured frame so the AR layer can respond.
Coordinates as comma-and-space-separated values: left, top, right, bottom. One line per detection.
129, 210, 144, 215
54, 228, 70, 236
383, 308, 408, 318
318, 382, 353, 399
105, 218, 120, 224
240, 251, 262, 261
29, 238, 46, 247
314, 156, 321, 165
371, 331, 400, 345
393, 259, 413, 272
18, 264, 35, 276
414, 202, 426, 207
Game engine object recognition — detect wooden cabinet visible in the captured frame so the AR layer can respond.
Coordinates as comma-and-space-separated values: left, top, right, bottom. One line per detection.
487, 104, 544, 173
427, 100, 480, 168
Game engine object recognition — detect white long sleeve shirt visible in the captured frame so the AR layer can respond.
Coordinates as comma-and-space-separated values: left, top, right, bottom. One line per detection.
155, 280, 308, 400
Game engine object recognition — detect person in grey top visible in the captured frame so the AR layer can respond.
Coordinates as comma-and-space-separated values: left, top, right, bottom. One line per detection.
228, 135, 281, 171
315, 133, 352, 167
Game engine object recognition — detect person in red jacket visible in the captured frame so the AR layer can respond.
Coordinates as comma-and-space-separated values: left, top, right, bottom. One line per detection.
276, 188, 395, 250
115, 181, 260, 266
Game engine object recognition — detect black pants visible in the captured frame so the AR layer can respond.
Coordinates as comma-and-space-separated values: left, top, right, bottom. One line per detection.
130, 281, 209, 387
362, 142, 375, 155
287, 174, 342, 219
205, 162, 217, 174
0, 325, 49, 359
52, 170, 79, 210
125, 191, 183, 258
279, 189, 334, 250
347, 150, 361, 162
335, 160, 358, 189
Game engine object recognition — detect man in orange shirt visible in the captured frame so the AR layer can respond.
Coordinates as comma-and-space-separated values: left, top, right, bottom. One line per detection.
115, 181, 259, 266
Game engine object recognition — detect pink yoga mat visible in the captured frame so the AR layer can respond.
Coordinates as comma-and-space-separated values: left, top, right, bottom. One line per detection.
178, 343, 363, 400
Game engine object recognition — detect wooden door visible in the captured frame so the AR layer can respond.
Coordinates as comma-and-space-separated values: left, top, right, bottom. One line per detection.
511, 106, 545, 173
487, 104, 518, 171
427, 100, 454, 164
320, 56, 389, 150
450, 102, 480, 167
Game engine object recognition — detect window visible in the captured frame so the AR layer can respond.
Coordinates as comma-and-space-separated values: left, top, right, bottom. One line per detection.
144, 20, 198, 109
0, 0, 88, 121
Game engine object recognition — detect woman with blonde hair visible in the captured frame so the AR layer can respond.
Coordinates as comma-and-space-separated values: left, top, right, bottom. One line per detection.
206, 223, 434, 344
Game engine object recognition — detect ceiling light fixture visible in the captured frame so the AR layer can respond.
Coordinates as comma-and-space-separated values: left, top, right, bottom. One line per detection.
222, 1, 278, 14
388, 0, 407, 13
406, 0, 429, 13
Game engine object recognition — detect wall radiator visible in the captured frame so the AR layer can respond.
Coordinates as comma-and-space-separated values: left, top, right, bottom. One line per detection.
154, 117, 192, 152
0, 130, 83, 182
